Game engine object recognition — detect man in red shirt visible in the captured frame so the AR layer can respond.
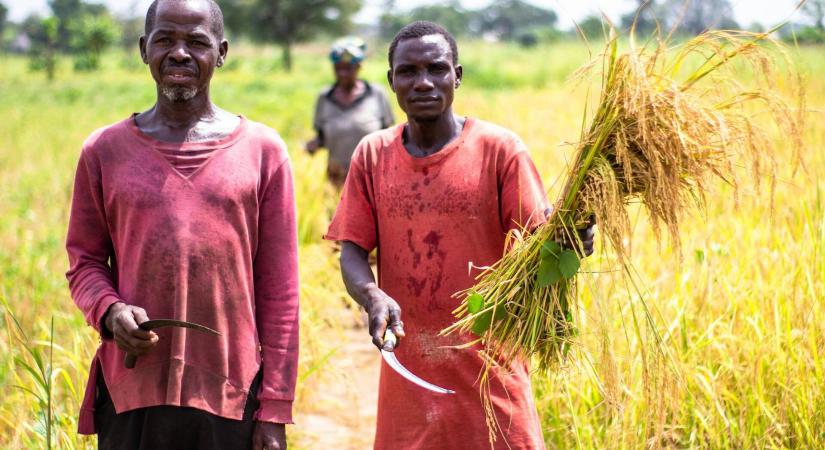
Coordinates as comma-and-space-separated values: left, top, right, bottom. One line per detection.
326, 21, 593, 449
65, 1, 297, 449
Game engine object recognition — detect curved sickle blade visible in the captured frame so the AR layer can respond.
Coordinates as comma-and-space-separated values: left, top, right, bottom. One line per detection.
125, 319, 221, 369
380, 351, 455, 394
139, 319, 220, 336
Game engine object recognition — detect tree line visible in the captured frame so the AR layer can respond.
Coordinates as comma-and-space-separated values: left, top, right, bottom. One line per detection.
377, 0, 825, 44
0, 0, 823, 79
1, 0, 120, 79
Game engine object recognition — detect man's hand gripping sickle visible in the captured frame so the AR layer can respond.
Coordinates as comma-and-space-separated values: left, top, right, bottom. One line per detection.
103, 302, 159, 356
365, 288, 406, 352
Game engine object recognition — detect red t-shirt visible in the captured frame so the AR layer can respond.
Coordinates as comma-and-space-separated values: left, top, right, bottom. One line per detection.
326, 118, 549, 449
66, 116, 299, 433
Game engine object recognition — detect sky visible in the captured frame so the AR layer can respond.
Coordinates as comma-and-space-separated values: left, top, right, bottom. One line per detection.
5, 0, 807, 30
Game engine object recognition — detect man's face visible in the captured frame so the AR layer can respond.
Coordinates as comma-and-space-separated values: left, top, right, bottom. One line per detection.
334, 61, 360, 88
139, 0, 227, 103
388, 34, 462, 122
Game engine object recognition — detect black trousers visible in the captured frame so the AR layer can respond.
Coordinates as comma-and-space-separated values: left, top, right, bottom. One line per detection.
95, 371, 261, 450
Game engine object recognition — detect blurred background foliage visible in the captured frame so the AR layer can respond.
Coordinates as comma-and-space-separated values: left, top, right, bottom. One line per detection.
2, 0, 824, 78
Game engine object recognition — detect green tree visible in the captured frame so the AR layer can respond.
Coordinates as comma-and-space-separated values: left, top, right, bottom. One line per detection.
378, 0, 407, 40
70, 13, 119, 70
476, 0, 557, 41
28, 16, 59, 80
21, 15, 45, 42
620, 0, 659, 36
661, 0, 738, 35
217, 0, 251, 38
48, 0, 109, 51
788, 0, 825, 44
802, 0, 825, 30
119, 16, 144, 50
578, 15, 607, 41
220, 0, 361, 71
0, 2, 8, 46
793, 25, 825, 44
408, 1, 472, 36
48, 0, 83, 50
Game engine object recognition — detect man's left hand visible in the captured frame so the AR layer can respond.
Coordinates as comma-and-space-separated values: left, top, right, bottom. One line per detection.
572, 216, 596, 257
252, 421, 286, 450
546, 208, 596, 257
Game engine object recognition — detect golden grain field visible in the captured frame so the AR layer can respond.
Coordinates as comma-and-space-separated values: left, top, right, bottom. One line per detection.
0, 40, 823, 449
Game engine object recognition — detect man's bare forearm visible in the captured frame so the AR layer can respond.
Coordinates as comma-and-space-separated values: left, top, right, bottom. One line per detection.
340, 241, 405, 350
340, 241, 381, 309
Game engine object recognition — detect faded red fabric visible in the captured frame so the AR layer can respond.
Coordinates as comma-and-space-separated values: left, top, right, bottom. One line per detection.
326, 118, 549, 449
66, 116, 300, 434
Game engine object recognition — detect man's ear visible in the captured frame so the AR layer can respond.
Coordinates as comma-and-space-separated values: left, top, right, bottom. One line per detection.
139, 35, 148, 64
387, 69, 395, 92
454, 64, 463, 89
217, 39, 228, 67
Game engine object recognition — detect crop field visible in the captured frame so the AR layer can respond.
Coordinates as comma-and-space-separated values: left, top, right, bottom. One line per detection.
1, 39, 823, 449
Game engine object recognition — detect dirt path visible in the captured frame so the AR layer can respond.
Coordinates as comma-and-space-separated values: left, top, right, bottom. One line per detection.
294, 323, 380, 449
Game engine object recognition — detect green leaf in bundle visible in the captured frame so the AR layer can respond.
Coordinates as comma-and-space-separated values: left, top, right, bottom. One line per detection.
467, 293, 484, 314
471, 310, 492, 335
540, 240, 562, 259
537, 257, 562, 288
471, 305, 507, 336
558, 250, 580, 279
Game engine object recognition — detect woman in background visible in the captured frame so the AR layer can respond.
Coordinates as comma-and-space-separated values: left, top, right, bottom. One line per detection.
306, 37, 396, 187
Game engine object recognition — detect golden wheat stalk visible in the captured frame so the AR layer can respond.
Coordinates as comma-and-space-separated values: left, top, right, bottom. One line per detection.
441, 27, 804, 443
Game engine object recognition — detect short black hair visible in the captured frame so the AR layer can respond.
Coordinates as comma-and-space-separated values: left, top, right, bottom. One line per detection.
388, 21, 458, 69
145, 0, 224, 40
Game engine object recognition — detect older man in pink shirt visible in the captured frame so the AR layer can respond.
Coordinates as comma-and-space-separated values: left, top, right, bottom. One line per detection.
65, 1, 297, 449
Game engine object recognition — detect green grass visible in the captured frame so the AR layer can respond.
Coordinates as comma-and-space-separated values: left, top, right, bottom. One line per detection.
1, 40, 823, 448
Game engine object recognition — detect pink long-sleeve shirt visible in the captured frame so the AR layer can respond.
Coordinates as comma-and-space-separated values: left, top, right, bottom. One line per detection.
66, 115, 299, 434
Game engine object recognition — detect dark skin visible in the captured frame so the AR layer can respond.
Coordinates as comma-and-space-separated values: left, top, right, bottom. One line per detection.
341, 243, 406, 351
332, 61, 366, 105
342, 34, 594, 351
136, 0, 238, 142
388, 34, 464, 157
102, 1, 284, 448
305, 61, 366, 154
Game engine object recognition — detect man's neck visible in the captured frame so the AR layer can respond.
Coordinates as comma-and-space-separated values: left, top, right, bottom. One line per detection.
405, 110, 463, 157
136, 88, 241, 143
151, 89, 216, 129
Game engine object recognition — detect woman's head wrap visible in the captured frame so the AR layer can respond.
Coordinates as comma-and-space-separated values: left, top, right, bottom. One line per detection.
330, 37, 367, 64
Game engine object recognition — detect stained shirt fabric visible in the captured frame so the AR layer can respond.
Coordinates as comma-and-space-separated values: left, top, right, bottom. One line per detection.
325, 118, 549, 450
312, 81, 395, 175
65, 115, 300, 434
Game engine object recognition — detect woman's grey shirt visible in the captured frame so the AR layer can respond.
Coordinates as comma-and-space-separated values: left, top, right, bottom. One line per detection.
313, 82, 395, 172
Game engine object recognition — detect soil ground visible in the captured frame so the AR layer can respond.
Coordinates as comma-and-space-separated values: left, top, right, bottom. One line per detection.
294, 322, 380, 449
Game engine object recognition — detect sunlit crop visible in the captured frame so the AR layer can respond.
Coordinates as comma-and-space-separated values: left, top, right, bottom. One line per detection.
1, 39, 823, 448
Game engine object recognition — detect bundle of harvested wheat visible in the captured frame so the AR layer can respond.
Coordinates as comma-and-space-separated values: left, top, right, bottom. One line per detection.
441, 27, 804, 426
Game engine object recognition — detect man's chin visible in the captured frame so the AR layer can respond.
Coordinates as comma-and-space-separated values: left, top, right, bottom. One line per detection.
408, 112, 443, 123
160, 85, 199, 103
